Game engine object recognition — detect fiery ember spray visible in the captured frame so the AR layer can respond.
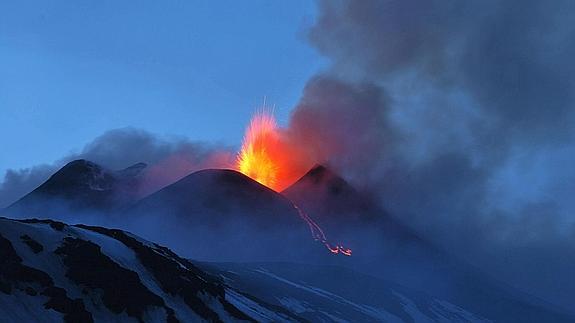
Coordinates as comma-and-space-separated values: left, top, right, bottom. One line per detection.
237, 111, 281, 190
236, 110, 315, 191
237, 110, 352, 256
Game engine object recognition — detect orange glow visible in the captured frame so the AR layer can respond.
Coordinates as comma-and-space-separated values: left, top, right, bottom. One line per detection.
237, 111, 308, 191
236, 110, 352, 256
237, 111, 280, 189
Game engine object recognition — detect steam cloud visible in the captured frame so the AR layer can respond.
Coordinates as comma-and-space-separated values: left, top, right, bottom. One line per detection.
0, 128, 234, 208
286, 0, 575, 311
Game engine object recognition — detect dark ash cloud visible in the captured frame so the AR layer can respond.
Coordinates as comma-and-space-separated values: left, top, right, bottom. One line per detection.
287, 0, 575, 311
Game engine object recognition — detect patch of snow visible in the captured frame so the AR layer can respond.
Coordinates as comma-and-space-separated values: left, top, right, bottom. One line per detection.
224, 289, 292, 322
429, 299, 492, 323
277, 296, 311, 313
393, 291, 434, 323
254, 267, 403, 322
0, 290, 63, 323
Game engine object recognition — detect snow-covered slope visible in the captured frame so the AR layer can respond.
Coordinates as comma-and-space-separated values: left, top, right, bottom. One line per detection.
4, 163, 574, 322
0, 217, 298, 323
203, 262, 575, 323
202, 262, 491, 323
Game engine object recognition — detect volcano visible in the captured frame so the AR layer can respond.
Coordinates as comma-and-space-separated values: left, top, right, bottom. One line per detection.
283, 164, 428, 249
283, 164, 575, 322
131, 169, 303, 227
5, 160, 145, 218
125, 168, 330, 261
3, 161, 574, 322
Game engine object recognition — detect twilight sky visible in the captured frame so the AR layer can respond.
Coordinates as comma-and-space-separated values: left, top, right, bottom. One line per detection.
2, 0, 575, 311
0, 1, 323, 176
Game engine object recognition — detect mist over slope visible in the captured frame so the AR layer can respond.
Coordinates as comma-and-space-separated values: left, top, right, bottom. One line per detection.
3, 159, 574, 322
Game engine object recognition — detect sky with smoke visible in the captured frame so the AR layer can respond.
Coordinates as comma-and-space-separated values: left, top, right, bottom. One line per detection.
286, 0, 575, 310
0, 0, 320, 177
1, 0, 575, 311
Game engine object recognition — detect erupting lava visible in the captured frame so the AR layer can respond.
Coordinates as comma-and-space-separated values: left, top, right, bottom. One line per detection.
236, 110, 311, 192
237, 110, 352, 256
237, 111, 281, 190
293, 204, 352, 256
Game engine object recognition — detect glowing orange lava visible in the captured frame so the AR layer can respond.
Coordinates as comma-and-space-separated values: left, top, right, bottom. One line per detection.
236, 110, 352, 256
293, 204, 352, 256
237, 111, 280, 189
237, 111, 308, 191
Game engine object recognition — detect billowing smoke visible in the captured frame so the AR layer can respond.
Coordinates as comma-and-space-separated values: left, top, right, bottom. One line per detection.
285, 0, 575, 310
0, 128, 234, 208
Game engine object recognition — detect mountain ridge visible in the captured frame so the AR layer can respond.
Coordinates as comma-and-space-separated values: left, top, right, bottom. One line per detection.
6, 159, 146, 218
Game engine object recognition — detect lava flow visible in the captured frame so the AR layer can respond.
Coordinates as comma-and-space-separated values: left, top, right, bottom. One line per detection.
293, 204, 352, 256
237, 110, 352, 256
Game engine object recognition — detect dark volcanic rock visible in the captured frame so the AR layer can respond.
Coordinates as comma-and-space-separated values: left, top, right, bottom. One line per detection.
126, 169, 317, 262
131, 169, 303, 227
6, 159, 146, 218
283, 164, 425, 246
0, 217, 290, 322
76, 224, 254, 322
55, 237, 175, 322
0, 232, 93, 323
283, 164, 377, 224
20, 234, 43, 253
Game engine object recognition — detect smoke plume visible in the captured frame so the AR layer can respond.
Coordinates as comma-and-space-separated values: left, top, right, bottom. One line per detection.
0, 128, 234, 208
285, 0, 575, 310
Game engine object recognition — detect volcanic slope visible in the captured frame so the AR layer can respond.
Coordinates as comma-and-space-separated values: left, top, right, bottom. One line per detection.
0, 217, 301, 322
203, 261, 493, 323
283, 165, 575, 323
283, 164, 424, 244
126, 169, 333, 262
6, 159, 145, 219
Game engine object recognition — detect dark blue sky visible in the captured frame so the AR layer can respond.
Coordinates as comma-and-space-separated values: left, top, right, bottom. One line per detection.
0, 1, 323, 176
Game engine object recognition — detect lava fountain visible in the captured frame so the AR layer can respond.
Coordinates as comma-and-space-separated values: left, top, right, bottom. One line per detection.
237, 110, 352, 256
237, 111, 282, 190
236, 110, 315, 191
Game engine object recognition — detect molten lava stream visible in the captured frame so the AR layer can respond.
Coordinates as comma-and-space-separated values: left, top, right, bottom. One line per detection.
292, 204, 352, 256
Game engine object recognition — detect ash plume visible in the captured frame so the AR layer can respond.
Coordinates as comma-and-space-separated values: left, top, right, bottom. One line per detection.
284, 0, 575, 310
0, 128, 234, 208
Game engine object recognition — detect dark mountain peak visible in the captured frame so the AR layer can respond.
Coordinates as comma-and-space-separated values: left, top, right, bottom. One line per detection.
7, 160, 145, 217
282, 164, 365, 216
175, 168, 274, 194
126, 169, 316, 261
306, 164, 334, 178
63, 159, 98, 168
282, 164, 398, 244
131, 168, 298, 224
285, 164, 356, 198
41, 159, 114, 193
